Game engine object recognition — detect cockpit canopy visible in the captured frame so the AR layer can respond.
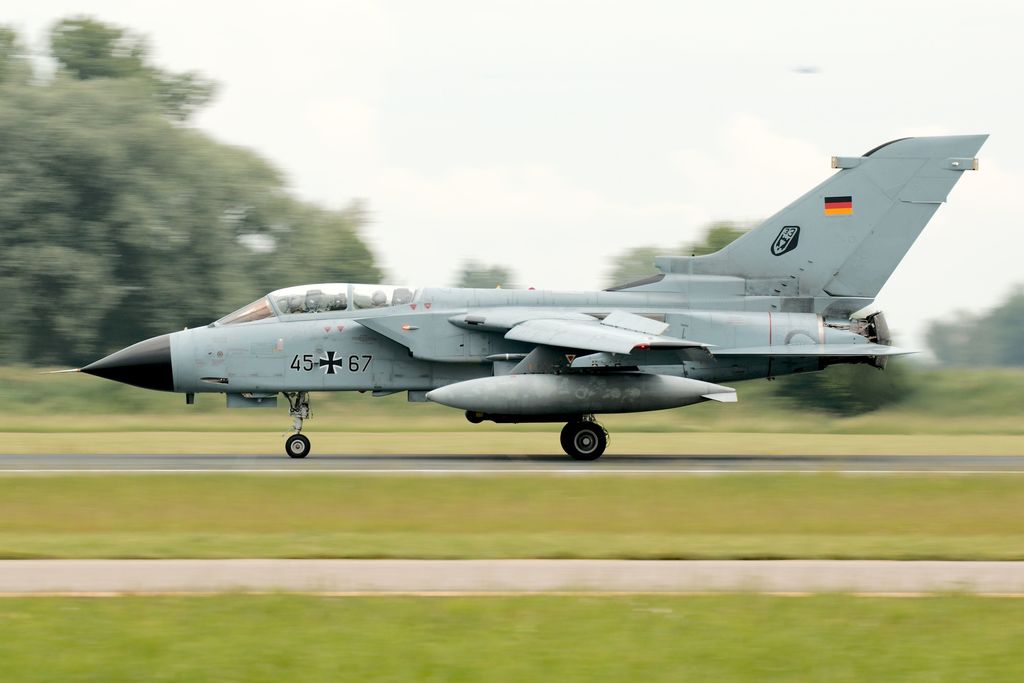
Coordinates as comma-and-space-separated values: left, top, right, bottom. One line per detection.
215, 283, 418, 326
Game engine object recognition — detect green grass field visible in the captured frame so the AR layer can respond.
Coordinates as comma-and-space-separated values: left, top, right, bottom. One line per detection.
1, 595, 1022, 682
6, 363, 1024, 681
2, 474, 1024, 559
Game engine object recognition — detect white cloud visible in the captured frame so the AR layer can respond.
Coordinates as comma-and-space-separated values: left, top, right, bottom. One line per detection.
365, 163, 703, 288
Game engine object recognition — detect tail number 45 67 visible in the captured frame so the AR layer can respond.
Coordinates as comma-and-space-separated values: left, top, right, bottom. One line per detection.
290, 353, 372, 373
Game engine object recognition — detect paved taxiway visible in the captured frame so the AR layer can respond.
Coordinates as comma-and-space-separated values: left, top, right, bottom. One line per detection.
1, 453, 1023, 473
2, 559, 1023, 595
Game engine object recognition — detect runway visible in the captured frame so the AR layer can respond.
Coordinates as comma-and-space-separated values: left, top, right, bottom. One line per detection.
1, 559, 1023, 595
1, 453, 1024, 473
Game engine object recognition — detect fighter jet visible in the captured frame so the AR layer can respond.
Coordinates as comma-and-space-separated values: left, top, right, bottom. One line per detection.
77, 135, 986, 460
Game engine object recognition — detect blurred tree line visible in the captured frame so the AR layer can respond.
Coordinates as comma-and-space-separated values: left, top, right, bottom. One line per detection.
454, 261, 514, 289
925, 287, 1024, 367
0, 18, 381, 367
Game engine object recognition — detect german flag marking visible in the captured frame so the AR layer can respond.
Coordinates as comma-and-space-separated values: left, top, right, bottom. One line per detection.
824, 195, 853, 216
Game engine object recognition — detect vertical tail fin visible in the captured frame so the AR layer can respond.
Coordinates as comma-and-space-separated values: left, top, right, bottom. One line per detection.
658, 135, 987, 298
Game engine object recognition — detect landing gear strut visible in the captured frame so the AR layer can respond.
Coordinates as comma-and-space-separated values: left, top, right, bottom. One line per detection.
284, 391, 311, 458
560, 417, 608, 461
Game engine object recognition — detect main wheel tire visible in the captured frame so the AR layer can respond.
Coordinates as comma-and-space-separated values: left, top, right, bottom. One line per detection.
562, 421, 607, 461
285, 433, 311, 459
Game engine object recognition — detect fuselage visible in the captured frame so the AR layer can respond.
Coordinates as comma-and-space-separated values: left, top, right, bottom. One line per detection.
144, 283, 876, 397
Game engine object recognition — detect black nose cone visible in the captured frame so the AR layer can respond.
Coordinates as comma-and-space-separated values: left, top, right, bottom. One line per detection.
82, 334, 174, 392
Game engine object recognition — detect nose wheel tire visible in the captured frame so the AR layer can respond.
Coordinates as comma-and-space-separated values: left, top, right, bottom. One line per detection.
285, 433, 311, 459
560, 421, 607, 461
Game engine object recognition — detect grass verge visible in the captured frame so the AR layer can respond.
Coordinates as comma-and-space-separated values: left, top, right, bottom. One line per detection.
1, 595, 1023, 682
2, 474, 1024, 559
4, 431, 1024, 455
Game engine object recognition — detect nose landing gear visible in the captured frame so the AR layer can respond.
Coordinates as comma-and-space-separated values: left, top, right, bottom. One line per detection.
285, 433, 311, 458
284, 392, 312, 458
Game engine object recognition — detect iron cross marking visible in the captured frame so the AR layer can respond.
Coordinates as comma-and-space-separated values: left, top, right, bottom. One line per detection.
319, 351, 343, 375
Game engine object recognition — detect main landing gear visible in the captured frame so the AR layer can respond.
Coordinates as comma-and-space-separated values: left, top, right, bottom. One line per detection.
284, 391, 311, 458
463, 411, 610, 461
560, 418, 609, 461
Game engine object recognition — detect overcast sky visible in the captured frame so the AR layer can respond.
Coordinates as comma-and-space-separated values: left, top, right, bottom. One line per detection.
10, 1, 1023, 347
